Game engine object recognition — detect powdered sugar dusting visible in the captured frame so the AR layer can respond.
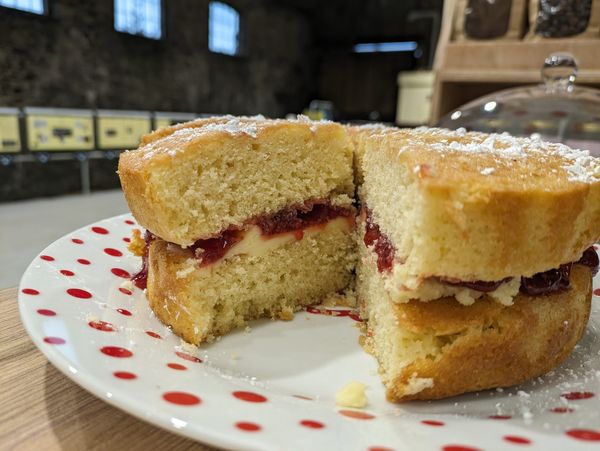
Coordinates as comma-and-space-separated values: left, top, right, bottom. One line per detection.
139, 115, 335, 160
432, 131, 528, 158
550, 143, 600, 183
410, 127, 600, 184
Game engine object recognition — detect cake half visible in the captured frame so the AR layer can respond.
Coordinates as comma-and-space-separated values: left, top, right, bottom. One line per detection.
354, 126, 600, 400
119, 118, 600, 401
119, 116, 356, 343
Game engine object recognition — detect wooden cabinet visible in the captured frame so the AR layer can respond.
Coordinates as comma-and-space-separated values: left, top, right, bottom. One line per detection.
431, 0, 600, 123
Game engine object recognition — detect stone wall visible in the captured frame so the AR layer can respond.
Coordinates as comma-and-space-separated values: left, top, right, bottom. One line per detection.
0, 0, 315, 115
0, 0, 316, 201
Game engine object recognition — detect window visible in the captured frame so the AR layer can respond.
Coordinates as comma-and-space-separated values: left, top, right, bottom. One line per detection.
209, 1, 239, 56
114, 0, 162, 40
353, 41, 418, 53
0, 0, 45, 14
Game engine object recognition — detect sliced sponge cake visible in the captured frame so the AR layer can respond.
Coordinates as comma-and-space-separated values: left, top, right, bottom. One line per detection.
355, 126, 600, 400
120, 119, 600, 400
120, 116, 357, 343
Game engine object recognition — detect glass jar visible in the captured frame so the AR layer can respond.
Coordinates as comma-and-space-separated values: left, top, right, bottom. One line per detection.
438, 53, 600, 156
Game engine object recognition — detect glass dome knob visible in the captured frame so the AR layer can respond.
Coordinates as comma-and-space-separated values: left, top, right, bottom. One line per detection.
542, 52, 578, 93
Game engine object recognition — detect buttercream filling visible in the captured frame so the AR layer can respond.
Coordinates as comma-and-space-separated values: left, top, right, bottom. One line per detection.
132, 200, 355, 288
362, 205, 599, 305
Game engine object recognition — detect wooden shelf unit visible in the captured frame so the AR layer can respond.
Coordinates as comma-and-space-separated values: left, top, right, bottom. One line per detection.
431, 0, 600, 123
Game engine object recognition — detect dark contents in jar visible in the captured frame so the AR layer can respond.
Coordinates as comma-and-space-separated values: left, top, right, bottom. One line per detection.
464, 0, 512, 40
535, 0, 592, 38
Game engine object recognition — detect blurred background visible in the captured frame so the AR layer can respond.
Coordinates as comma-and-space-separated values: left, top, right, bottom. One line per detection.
2, 0, 600, 287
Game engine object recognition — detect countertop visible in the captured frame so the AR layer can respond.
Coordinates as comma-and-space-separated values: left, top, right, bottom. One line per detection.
0, 287, 214, 451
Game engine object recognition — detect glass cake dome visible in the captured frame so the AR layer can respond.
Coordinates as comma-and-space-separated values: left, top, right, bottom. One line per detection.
437, 53, 600, 156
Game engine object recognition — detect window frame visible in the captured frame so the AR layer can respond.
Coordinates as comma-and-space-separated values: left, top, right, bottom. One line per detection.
208, 1, 241, 57
113, 0, 165, 41
0, 0, 48, 16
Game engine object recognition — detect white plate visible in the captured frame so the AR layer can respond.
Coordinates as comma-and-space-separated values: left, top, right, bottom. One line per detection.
18, 214, 600, 451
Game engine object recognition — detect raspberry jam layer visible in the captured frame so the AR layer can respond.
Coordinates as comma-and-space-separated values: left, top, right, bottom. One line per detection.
254, 200, 355, 236
363, 207, 395, 273
191, 229, 244, 267
131, 200, 355, 286
131, 231, 155, 289
362, 205, 599, 296
442, 277, 513, 293
520, 247, 599, 295
189, 200, 353, 265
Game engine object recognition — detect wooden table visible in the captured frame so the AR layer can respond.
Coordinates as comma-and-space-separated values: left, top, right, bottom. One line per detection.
0, 288, 215, 451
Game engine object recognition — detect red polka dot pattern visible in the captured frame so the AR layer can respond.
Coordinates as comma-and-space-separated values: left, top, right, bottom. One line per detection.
175, 351, 202, 363
299, 420, 324, 429
19, 219, 600, 449
338, 410, 375, 420
111, 268, 131, 278
163, 391, 201, 406
550, 407, 574, 413
89, 320, 116, 332
421, 420, 444, 426
104, 248, 123, 257
146, 331, 162, 339
100, 346, 132, 358
566, 429, 600, 441
233, 391, 267, 403
37, 309, 56, 316
442, 446, 481, 451
562, 391, 594, 400
504, 435, 531, 445
67, 288, 92, 299
114, 371, 137, 380
236, 422, 261, 432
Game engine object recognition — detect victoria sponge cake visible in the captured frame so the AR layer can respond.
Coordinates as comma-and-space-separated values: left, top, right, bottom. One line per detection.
119, 116, 600, 401
119, 116, 356, 344
354, 125, 600, 400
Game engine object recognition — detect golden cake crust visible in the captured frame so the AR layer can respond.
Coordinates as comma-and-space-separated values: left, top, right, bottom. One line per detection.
385, 264, 592, 401
357, 126, 600, 280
